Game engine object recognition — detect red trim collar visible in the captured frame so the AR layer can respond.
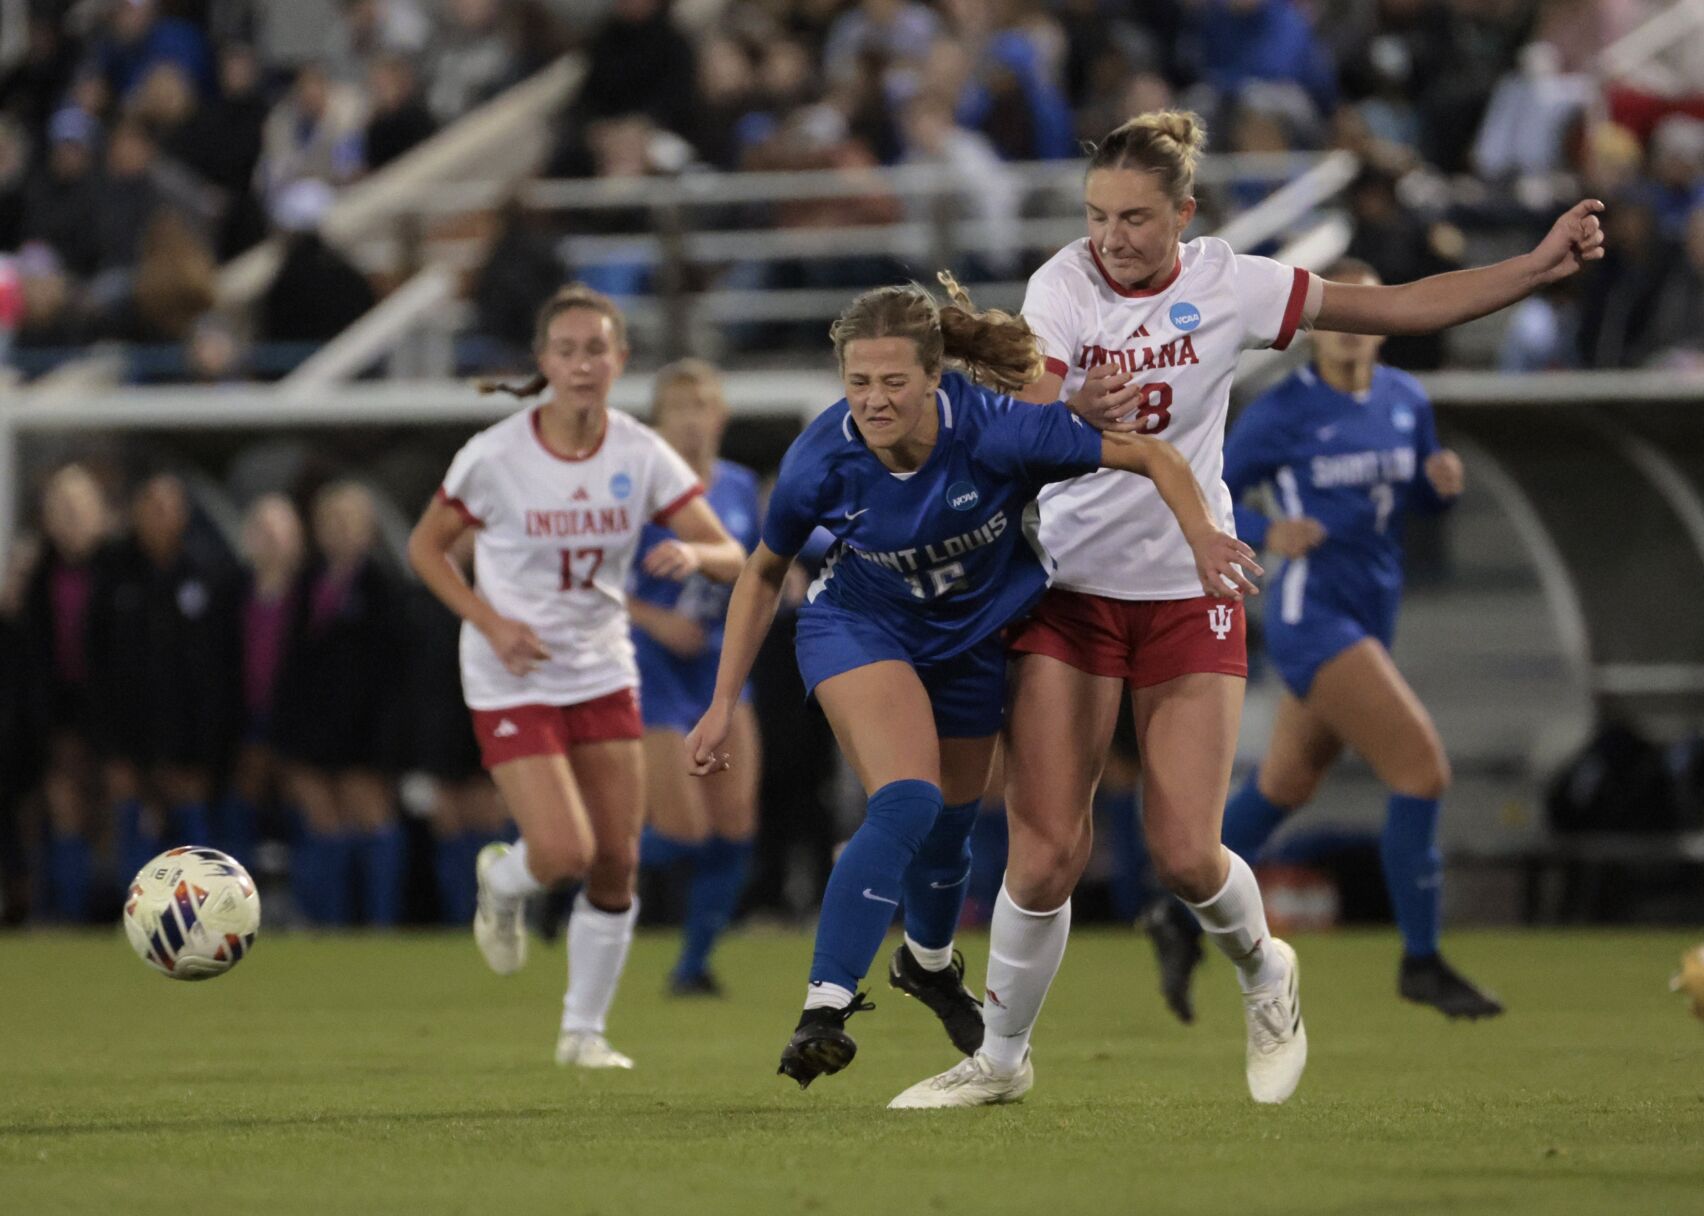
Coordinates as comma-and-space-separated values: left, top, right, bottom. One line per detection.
1089, 242, 1183, 298
531, 406, 607, 462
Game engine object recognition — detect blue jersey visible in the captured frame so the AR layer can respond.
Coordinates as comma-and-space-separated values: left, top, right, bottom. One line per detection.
1224, 364, 1452, 627
763, 371, 1103, 665
631, 459, 761, 649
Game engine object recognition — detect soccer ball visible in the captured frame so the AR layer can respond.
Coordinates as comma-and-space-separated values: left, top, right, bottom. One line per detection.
123, 846, 261, 980
1671, 944, 1704, 1021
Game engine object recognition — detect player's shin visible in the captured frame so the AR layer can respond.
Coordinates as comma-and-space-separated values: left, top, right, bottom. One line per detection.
981, 885, 1072, 1073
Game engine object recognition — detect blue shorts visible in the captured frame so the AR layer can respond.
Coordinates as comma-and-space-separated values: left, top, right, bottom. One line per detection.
1265, 594, 1397, 699
793, 604, 1006, 739
634, 635, 746, 733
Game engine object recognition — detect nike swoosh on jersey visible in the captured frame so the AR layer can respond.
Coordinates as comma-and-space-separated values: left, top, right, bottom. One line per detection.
844, 507, 870, 520
862, 888, 899, 905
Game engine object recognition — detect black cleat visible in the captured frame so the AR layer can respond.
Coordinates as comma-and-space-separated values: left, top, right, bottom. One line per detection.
1143, 898, 1205, 1025
887, 944, 985, 1055
667, 970, 724, 999
777, 992, 876, 1089
1399, 954, 1505, 1019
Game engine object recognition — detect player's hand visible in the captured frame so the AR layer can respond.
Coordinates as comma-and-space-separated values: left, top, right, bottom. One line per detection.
1425, 449, 1465, 499
685, 702, 734, 777
1190, 528, 1262, 599
643, 540, 702, 581
1065, 362, 1144, 432
643, 610, 707, 659
1528, 199, 1605, 284
1266, 517, 1326, 558
482, 616, 550, 677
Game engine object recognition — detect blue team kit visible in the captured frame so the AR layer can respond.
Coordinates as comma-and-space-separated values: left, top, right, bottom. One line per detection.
1224, 365, 1454, 697
762, 371, 1103, 737
631, 460, 762, 732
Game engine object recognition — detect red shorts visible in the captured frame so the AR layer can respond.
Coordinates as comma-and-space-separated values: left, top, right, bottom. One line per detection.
1007, 588, 1247, 688
469, 688, 643, 769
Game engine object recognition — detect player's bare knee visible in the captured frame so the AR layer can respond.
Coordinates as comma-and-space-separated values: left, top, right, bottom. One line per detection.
1258, 768, 1314, 812
1394, 755, 1451, 800
530, 832, 593, 884
1151, 845, 1224, 904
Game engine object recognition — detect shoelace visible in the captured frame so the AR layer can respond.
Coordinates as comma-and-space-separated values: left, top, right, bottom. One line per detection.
1246, 993, 1292, 1052
837, 991, 877, 1024
931, 1056, 989, 1089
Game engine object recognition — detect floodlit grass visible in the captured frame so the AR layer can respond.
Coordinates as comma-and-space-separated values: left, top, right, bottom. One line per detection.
4, 928, 1701, 1215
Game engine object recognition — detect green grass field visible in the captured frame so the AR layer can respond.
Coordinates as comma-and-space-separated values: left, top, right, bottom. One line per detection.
3, 928, 1702, 1215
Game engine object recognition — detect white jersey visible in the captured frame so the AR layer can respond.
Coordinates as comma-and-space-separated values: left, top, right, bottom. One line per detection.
439, 406, 701, 710
1024, 235, 1313, 600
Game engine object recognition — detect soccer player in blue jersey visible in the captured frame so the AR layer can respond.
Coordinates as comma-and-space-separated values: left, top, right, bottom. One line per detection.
1153, 258, 1502, 1021
684, 277, 1261, 1093
630, 359, 764, 996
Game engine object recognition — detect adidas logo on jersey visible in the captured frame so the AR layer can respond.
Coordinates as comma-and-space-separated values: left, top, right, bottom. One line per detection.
1129, 323, 1151, 338
571, 487, 589, 501
493, 719, 520, 738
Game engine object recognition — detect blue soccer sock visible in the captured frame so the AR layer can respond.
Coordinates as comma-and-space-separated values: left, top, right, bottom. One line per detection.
640, 825, 701, 869
293, 825, 354, 926
900, 798, 979, 958
356, 824, 406, 927
808, 779, 943, 996
49, 834, 92, 922
1221, 775, 1292, 863
168, 802, 212, 848
1382, 794, 1443, 959
116, 797, 157, 884
435, 832, 481, 924
675, 834, 754, 981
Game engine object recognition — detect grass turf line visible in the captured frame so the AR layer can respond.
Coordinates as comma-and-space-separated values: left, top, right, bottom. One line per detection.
3, 928, 1701, 1215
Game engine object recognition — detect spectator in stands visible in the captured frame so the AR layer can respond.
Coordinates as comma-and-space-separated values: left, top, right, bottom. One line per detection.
1498, 280, 1580, 373
0, 8, 84, 141
189, 43, 271, 258
20, 108, 104, 278
85, 0, 214, 102
342, 0, 436, 66
93, 118, 169, 274
955, 26, 1075, 162
0, 116, 27, 250
691, 35, 760, 171
897, 92, 1018, 278
470, 199, 566, 367
21, 466, 112, 922
1646, 204, 1704, 369
1471, 41, 1596, 182
1647, 115, 1704, 241
272, 482, 406, 926
1183, 0, 1336, 122
564, 0, 698, 172
1576, 192, 1669, 368
131, 211, 217, 341
364, 52, 436, 171
259, 178, 375, 343
259, 62, 366, 202
823, 0, 940, 90
184, 313, 250, 383
88, 472, 235, 890
1344, 166, 1462, 370
218, 494, 305, 867
425, 0, 519, 125
11, 242, 78, 349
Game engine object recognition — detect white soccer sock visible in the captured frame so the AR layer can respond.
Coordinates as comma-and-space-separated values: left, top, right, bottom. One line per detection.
1185, 848, 1283, 992
803, 981, 855, 1011
485, 841, 544, 900
904, 934, 954, 973
561, 891, 639, 1035
980, 884, 1071, 1074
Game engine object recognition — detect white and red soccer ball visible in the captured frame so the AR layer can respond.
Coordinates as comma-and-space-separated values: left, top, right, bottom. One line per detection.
123, 847, 261, 980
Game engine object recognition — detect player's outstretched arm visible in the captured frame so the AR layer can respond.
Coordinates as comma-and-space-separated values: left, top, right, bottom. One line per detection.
645, 496, 747, 583
685, 542, 791, 776
1316, 200, 1605, 336
1100, 432, 1263, 599
407, 497, 548, 677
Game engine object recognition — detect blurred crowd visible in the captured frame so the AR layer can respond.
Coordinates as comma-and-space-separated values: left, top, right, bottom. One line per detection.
2, 0, 1703, 376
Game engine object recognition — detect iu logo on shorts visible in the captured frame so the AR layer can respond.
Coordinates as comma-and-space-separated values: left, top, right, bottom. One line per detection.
1207, 604, 1233, 640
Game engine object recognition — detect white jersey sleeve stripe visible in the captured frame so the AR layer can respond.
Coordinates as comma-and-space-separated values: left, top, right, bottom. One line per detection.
1272, 267, 1312, 352
436, 485, 483, 528
653, 483, 705, 526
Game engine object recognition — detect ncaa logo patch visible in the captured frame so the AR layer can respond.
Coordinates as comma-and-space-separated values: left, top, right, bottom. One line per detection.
1170, 302, 1202, 332
609, 472, 633, 500
945, 481, 980, 511
1392, 406, 1416, 432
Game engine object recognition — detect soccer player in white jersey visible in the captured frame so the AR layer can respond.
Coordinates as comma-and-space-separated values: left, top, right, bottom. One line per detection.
408, 285, 745, 1069
890, 110, 1605, 1109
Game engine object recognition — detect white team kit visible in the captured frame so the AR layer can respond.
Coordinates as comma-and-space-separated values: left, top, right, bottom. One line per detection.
1022, 236, 1316, 600
437, 405, 702, 710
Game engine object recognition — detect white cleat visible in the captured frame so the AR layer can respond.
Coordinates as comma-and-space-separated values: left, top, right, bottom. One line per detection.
887, 1050, 1034, 1109
473, 843, 527, 976
1243, 938, 1307, 1105
555, 1030, 635, 1070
